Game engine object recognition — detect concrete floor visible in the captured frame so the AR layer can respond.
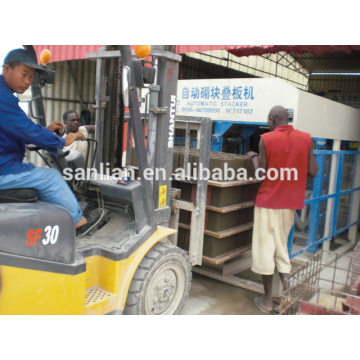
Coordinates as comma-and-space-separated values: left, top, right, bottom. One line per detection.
181, 233, 360, 315
181, 271, 268, 315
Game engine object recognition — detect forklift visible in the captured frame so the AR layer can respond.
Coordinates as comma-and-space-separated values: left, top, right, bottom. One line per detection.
0, 45, 195, 315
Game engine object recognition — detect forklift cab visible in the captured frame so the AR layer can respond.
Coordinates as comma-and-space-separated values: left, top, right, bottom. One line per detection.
0, 45, 192, 315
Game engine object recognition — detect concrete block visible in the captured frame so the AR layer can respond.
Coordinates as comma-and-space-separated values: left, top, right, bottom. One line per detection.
203, 229, 252, 258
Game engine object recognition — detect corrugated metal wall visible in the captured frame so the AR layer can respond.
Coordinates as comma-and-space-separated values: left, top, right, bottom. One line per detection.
33, 45, 103, 63
309, 76, 360, 108
309, 76, 360, 93
41, 59, 96, 125
182, 50, 309, 90
28, 58, 97, 166
180, 54, 255, 80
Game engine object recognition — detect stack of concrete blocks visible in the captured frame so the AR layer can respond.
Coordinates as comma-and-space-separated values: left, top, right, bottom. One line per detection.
172, 148, 261, 259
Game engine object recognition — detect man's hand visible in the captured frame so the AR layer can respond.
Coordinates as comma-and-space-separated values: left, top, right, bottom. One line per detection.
64, 132, 84, 146
46, 121, 64, 133
246, 151, 258, 161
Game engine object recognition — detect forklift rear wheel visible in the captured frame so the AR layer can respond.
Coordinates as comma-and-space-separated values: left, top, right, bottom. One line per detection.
124, 242, 192, 315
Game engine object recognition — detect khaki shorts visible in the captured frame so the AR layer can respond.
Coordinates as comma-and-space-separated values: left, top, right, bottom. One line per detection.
251, 206, 295, 275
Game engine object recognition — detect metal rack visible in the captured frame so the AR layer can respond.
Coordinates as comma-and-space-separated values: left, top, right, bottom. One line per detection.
280, 244, 360, 315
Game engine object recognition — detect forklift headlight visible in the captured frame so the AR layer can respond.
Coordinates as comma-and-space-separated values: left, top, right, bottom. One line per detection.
135, 45, 151, 59
38, 49, 55, 84
40, 49, 52, 64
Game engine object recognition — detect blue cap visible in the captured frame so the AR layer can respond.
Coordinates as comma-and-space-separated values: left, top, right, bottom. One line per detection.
3, 48, 48, 76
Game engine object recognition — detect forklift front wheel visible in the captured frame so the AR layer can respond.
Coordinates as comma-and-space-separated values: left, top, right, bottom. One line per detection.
124, 242, 192, 315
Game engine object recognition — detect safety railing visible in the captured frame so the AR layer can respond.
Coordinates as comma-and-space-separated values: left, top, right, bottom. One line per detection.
289, 150, 360, 258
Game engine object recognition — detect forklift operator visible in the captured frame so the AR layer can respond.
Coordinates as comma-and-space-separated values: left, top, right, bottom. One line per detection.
0, 48, 104, 237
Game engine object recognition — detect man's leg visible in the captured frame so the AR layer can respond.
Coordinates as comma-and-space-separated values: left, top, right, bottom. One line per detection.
263, 272, 290, 315
273, 209, 295, 314
252, 207, 275, 312
0, 167, 84, 225
276, 272, 291, 312
75, 216, 87, 228
278, 272, 290, 291
262, 274, 274, 309
33, 167, 85, 225
274, 209, 295, 293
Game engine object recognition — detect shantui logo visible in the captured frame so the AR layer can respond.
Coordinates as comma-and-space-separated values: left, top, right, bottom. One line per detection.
168, 95, 176, 148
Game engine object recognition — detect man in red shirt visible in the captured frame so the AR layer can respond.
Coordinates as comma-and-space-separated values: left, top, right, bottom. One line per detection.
247, 105, 318, 314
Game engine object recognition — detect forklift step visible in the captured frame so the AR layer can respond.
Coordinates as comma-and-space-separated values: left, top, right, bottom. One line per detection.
85, 286, 114, 307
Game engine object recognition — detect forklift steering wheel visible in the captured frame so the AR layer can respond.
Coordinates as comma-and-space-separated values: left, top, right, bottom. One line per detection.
55, 128, 65, 137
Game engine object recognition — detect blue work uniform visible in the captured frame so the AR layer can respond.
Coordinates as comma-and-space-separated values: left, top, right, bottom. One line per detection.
0, 74, 82, 224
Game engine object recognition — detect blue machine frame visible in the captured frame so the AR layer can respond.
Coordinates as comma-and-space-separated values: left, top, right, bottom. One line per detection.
288, 150, 360, 258
211, 121, 268, 152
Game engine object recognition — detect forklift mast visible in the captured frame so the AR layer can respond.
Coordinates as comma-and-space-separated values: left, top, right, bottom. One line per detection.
89, 46, 182, 227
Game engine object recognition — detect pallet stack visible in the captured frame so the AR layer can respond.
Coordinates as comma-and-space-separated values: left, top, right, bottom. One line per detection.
172, 149, 261, 263
172, 148, 256, 180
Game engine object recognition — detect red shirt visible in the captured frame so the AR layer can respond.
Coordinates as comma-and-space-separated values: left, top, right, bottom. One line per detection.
255, 125, 311, 209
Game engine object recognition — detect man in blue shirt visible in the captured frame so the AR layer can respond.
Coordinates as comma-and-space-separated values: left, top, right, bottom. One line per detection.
0, 48, 104, 237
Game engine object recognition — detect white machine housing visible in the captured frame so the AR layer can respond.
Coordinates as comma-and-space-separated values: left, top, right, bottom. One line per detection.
176, 78, 360, 142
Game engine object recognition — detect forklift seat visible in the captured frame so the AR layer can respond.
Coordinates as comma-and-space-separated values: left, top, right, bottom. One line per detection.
0, 188, 37, 203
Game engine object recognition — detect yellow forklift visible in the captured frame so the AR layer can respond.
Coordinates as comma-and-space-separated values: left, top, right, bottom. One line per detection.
0, 45, 197, 315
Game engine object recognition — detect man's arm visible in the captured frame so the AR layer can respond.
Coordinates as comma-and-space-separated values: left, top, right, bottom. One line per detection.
0, 93, 65, 150
307, 147, 319, 179
84, 125, 95, 134
246, 138, 267, 171
64, 132, 85, 146
257, 139, 267, 170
